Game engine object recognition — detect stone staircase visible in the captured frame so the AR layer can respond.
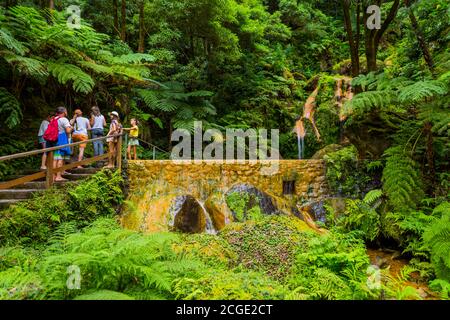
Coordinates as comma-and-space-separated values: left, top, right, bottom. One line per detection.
0, 167, 102, 209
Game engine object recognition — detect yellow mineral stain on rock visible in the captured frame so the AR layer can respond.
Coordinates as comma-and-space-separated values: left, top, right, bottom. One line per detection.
123, 160, 328, 233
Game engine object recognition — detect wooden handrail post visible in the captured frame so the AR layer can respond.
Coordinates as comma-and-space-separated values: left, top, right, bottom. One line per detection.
46, 151, 54, 189
117, 135, 123, 171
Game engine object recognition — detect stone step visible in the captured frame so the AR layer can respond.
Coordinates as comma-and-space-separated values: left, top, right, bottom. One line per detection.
0, 189, 41, 200
2, 175, 45, 182
13, 181, 68, 190
68, 167, 101, 174
62, 174, 92, 181
0, 199, 22, 209
13, 167, 100, 176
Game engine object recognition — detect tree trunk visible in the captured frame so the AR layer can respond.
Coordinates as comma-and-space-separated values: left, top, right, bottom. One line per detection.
138, 1, 145, 53
113, 0, 119, 36
120, 0, 127, 42
404, 0, 434, 72
363, 0, 401, 73
49, 0, 54, 10
341, 0, 360, 76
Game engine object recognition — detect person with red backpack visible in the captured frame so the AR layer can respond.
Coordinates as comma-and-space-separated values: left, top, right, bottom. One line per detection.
44, 107, 72, 182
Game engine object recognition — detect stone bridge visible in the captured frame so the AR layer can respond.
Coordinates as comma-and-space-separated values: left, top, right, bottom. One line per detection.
121, 160, 328, 233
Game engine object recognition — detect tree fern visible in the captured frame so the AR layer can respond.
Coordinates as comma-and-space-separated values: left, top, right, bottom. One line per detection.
47, 61, 95, 94
342, 90, 397, 119
398, 80, 448, 104
0, 28, 27, 55
423, 206, 450, 281
112, 53, 156, 64
78, 61, 114, 76
137, 89, 181, 112
382, 146, 424, 211
3, 52, 47, 78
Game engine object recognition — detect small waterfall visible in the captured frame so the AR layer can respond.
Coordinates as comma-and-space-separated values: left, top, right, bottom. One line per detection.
198, 201, 218, 235
298, 134, 305, 160
294, 119, 306, 160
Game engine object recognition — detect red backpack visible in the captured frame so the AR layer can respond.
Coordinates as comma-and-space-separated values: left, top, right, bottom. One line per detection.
43, 116, 61, 143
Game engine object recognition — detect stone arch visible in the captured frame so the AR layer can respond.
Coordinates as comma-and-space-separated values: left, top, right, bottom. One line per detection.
172, 195, 206, 234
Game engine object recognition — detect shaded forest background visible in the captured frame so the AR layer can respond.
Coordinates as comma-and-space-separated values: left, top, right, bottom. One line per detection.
0, 0, 449, 301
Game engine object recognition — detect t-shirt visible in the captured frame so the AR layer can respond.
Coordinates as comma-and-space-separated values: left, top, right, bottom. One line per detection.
130, 126, 139, 138
92, 115, 105, 130
110, 120, 122, 134
58, 117, 72, 134
38, 120, 49, 137
73, 117, 90, 136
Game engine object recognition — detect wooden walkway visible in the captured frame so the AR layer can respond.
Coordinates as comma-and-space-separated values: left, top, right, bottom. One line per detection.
0, 134, 124, 209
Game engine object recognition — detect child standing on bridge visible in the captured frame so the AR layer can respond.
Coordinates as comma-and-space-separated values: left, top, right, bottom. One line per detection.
124, 118, 139, 161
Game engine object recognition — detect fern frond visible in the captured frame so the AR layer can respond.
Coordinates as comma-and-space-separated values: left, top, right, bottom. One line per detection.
363, 189, 383, 207
342, 90, 397, 118
47, 61, 95, 93
74, 290, 134, 300
137, 89, 179, 112
398, 80, 448, 104
423, 209, 450, 280
78, 61, 114, 76
112, 53, 156, 64
0, 28, 27, 55
382, 146, 424, 211
2, 52, 47, 78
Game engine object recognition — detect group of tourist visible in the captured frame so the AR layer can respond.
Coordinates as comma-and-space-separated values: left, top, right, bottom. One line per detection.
37, 106, 140, 182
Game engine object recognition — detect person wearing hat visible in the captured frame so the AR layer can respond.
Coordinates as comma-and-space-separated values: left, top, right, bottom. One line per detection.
70, 109, 91, 168
105, 111, 122, 168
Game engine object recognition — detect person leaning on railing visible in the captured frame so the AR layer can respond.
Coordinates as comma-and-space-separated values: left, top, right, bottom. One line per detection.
70, 109, 91, 169
105, 111, 122, 169
123, 118, 140, 161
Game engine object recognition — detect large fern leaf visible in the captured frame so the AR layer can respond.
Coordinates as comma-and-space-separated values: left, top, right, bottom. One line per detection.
47, 61, 95, 93
382, 146, 424, 211
423, 206, 450, 281
398, 80, 448, 104
3, 52, 48, 78
0, 28, 27, 55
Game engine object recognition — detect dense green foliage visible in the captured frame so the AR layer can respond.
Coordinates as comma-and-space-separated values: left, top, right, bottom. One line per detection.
0, 0, 448, 301
0, 170, 124, 246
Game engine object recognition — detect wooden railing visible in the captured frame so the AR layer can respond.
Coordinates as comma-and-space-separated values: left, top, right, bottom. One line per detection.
0, 133, 125, 190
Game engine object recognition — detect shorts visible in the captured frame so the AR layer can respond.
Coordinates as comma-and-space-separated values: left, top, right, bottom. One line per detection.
54, 150, 70, 161
54, 132, 71, 161
128, 137, 139, 146
72, 133, 89, 148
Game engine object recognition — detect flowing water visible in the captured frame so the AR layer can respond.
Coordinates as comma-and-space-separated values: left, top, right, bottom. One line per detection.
198, 200, 218, 235
298, 134, 305, 160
